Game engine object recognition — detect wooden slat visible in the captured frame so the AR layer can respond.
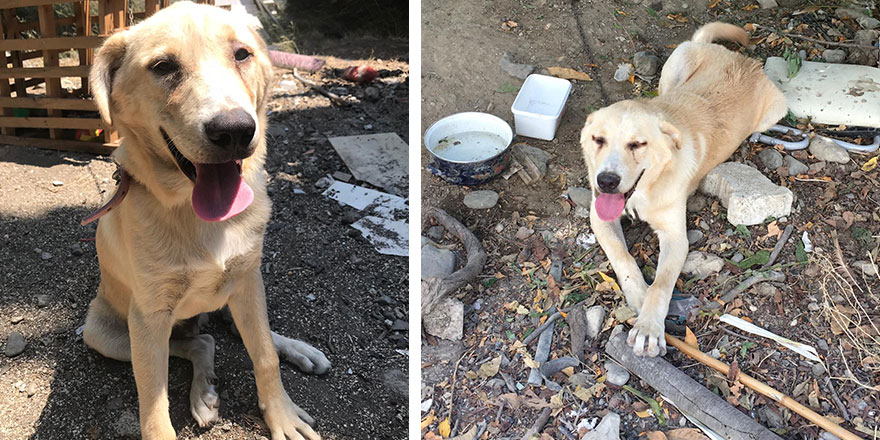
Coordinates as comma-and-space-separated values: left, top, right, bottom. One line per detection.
145, 0, 161, 15
0, 36, 103, 51
0, 0, 72, 9
0, 11, 13, 135
0, 134, 116, 155
0, 116, 103, 129
0, 65, 91, 79
0, 97, 96, 111
39, 4, 62, 139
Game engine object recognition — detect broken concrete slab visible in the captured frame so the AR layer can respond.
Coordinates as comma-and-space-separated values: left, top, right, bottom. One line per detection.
423, 297, 464, 340
328, 133, 408, 196
700, 162, 793, 226
764, 57, 880, 127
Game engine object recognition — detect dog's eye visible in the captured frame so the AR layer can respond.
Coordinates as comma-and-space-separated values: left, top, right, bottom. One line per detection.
628, 141, 647, 150
593, 136, 606, 147
234, 48, 252, 62
150, 59, 179, 76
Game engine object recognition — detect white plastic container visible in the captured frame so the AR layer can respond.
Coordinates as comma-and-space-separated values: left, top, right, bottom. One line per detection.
511, 74, 573, 141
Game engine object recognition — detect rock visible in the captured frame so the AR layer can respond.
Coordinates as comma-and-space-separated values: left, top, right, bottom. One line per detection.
822, 49, 846, 63
463, 190, 499, 209
512, 144, 552, 184
756, 0, 777, 8
758, 405, 785, 430
332, 171, 352, 182
40, 252, 52, 260
10, 315, 23, 324
809, 136, 850, 163
26, 382, 38, 397
604, 361, 630, 386
421, 244, 456, 280
687, 229, 703, 244
700, 162, 793, 226
567, 371, 595, 388
539, 357, 580, 377
113, 410, 141, 438
391, 319, 408, 331
682, 251, 724, 278
36, 294, 51, 307
686, 194, 707, 212
808, 302, 821, 311
314, 176, 332, 188
836, 7, 866, 20
377, 295, 393, 306
70, 242, 84, 256
732, 252, 744, 263
499, 53, 535, 80
5, 332, 26, 357
364, 86, 380, 102
758, 148, 783, 169
854, 260, 878, 277
610, 324, 625, 339
585, 305, 606, 339
849, 30, 879, 66
568, 187, 593, 208
583, 412, 620, 440
423, 298, 464, 340
515, 226, 534, 240
820, 431, 842, 440
426, 225, 444, 241
784, 155, 809, 175
859, 16, 880, 30
633, 51, 659, 76
809, 161, 826, 175
812, 362, 827, 377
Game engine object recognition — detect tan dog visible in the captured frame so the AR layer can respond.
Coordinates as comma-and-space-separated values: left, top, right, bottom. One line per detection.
83, 3, 329, 439
580, 23, 786, 357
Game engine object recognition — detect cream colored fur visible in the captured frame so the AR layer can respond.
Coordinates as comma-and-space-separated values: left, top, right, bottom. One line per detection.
579, 22, 787, 357
83, 3, 328, 439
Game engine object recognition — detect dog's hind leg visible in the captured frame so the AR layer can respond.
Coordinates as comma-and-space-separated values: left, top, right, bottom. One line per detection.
658, 42, 702, 95
84, 292, 220, 429
271, 331, 332, 375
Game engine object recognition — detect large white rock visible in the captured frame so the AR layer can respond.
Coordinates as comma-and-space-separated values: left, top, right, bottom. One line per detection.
700, 162, 793, 226
423, 298, 464, 340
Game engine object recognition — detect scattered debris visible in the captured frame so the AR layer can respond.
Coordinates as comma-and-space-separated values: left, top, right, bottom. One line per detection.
327, 133, 408, 196
700, 162, 793, 225
499, 52, 535, 80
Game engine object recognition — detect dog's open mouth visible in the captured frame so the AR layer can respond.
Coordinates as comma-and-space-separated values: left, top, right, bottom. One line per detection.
594, 169, 645, 222
161, 128, 254, 222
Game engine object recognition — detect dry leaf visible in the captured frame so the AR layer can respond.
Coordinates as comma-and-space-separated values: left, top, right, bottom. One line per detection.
546, 66, 592, 81
668, 428, 710, 440
478, 356, 502, 378
684, 326, 698, 349
635, 408, 654, 418
421, 414, 436, 430
646, 431, 668, 440
438, 417, 451, 438
862, 156, 878, 172
598, 271, 621, 291
448, 425, 478, 440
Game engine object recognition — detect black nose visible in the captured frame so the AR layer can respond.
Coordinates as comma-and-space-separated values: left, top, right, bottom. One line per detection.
204, 109, 256, 157
597, 172, 621, 193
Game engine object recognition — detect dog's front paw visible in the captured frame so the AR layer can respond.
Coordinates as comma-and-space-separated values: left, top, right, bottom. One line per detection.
273, 333, 332, 375
262, 393, 320, 440
627, 314, 667, 357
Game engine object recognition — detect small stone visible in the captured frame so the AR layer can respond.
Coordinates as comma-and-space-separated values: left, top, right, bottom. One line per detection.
499, 52, 535, 80
10, 316, 23, 324
731, 252, 744, 263
377, 295, 393, 306
820, 431, 841, 440
809, 136, 850, 163
853, 260, 878, 277
682, 251, 724, 278
5, 332, 26, 357
36, 294, 51, 307
818, 339, 829, 352
610, 324, 625, 339
687, 194, 707, 212
515, 226, 534, 240
583, 412, 620, 440
756, 0, 777, 8
70, 243, 84, 256
26, 382, 38, 397
687, 229, 703, 244
40, 252, 52, 260
568, 187, 593, 208
809, 161, 826, 175
423, 298, 464, 340
585, 305, 606, 339
808, 302, 821, 311
850, 30, 879, 66
421, 244, 456, 280
613, 63, 632, 82
812, 362, 827, 377
604, 361, 630, 386
332, 171, 352, 182
426, 225, 445, 241
822, 49, 846, 63
314, 176, 332, 188
784, 155, 809, 175
633, 51, 660, 76
364, 86, 380, 102
758, 148, 784, 169
305, 293, 316, 301
391, 319, 408, 331
463, 190, 499, 209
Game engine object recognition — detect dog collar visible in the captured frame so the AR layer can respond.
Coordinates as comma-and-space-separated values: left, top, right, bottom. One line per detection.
81, 166, 131, 226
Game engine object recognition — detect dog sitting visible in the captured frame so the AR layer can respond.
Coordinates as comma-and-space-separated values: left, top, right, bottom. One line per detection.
579, 22, 787, 357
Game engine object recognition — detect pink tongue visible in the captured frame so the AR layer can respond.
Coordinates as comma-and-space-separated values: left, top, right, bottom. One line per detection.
191, 162, 254, 222
594, 193, 626, 222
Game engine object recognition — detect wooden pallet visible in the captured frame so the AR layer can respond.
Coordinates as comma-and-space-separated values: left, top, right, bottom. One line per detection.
0, 0, 211, 155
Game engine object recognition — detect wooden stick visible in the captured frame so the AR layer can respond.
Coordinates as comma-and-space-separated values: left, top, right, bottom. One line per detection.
665, 333, 862, 440
292, 69, 348, 106
520, 407, 552, 440
606, 334, 782, 440
699, 271, 785, 311
763, 224, 794, 268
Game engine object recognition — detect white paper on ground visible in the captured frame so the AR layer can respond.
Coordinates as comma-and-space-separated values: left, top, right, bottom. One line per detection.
322, 181, 408, 219
351, 216, 408, 257
719, 314, 820, 362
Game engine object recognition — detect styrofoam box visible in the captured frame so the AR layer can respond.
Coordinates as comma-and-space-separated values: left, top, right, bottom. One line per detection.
511, 74, 573, 141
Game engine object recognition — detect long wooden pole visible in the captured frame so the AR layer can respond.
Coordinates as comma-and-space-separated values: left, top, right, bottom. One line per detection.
665, 333, 862, 440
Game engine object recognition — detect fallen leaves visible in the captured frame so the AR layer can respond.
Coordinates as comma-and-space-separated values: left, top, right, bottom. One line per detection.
684, 327, 699, 349
438, 417, 451, 437
546, 66, 593, 81
862, 156, 878, 172
477, 356, 502, 379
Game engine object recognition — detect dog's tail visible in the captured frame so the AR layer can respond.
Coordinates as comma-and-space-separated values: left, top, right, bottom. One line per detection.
691, 22, 749, 47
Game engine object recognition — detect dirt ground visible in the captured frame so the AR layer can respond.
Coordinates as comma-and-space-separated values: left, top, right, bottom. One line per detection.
0, 40, 409, 439
421, 1, 879, 439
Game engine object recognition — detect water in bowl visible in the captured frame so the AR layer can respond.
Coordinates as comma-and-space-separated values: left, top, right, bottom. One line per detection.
433, 130, 508, 162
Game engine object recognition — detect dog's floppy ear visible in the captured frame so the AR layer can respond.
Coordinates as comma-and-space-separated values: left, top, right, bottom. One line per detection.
90, 31, 128, 126
659, 120, 682, 150
580, 112, 596, 145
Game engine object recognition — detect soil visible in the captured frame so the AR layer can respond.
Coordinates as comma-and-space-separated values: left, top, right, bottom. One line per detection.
421, 1, 879, 439
0, 41, 409, 439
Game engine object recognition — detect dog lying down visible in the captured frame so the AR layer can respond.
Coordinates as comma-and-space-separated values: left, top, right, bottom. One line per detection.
82, 2, 329, 439
580, 22, 787, 357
